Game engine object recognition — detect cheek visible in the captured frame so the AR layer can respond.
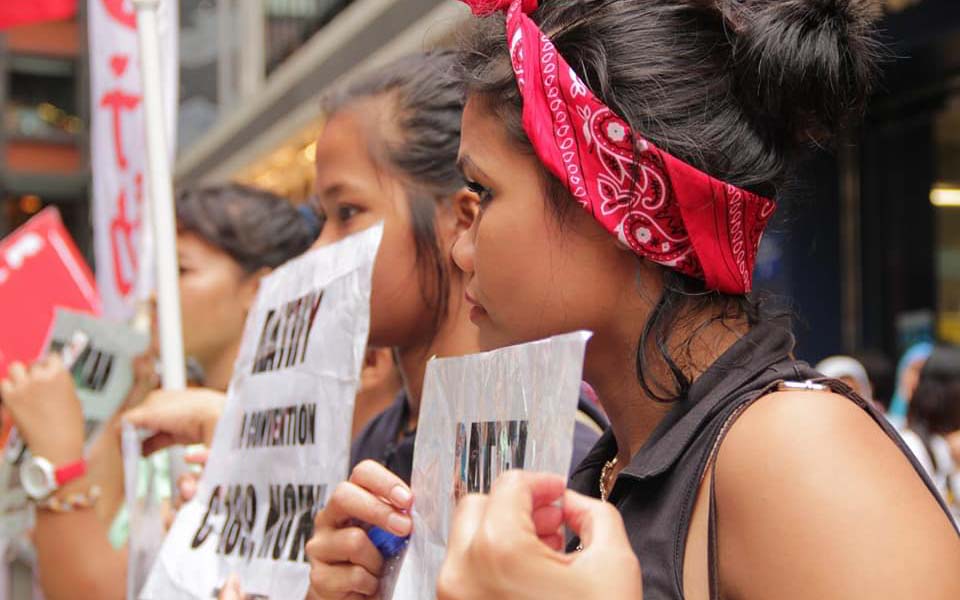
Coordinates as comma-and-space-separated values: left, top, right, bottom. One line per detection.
473, 206, 564, 344
474, 203, 622, 348
366, 215, 434, 347
179, 271, 245, 348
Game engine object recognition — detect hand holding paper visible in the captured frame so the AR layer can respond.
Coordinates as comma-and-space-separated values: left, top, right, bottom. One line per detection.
1, 356, 84, 465
437, 470, 643, 600
305, 460, 412, 598
123, 387, 225, 455
142, 225, 383, 599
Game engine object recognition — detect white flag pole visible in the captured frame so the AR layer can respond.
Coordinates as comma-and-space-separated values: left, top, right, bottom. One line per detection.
133, 0, 188, 490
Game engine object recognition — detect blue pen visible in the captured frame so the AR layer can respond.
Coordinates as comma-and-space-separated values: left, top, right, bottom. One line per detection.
367, 526, 410, 560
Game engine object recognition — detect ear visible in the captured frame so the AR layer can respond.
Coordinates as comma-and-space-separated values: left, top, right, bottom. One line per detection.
452, 187, 480, 234
239, 267, 271, 312
359, 347, 399, 390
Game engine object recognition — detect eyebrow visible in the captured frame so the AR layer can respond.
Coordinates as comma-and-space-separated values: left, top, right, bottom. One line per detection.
317, 182, 352, 201
456, 155, 491, 181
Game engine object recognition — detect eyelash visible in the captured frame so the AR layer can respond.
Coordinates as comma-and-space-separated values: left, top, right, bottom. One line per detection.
465, 180, 494, 207
316, 205, 359, 221
337, 205, 360, 222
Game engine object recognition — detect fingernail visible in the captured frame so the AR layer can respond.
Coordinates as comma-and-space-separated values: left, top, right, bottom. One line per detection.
387, 513, 412, 536
390, 485, 412, 507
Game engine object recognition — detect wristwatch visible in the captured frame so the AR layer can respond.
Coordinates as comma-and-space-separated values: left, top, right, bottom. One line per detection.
20, 456, 87, 500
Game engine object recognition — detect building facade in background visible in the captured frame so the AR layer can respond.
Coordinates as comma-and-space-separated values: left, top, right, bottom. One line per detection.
709, 0, 960, 366
1, 0, 959, 370
0, 14, 89, 259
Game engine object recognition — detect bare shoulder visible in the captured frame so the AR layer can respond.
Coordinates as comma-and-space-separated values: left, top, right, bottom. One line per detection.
712, 390, 960, 599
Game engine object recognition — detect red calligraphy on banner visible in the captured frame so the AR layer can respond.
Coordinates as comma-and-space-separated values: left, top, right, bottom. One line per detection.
100, 54, 141, 170
102, 0, 136, 29
99, 52, 144, 299
109, 173, 143, 297
100, 88, 141, 170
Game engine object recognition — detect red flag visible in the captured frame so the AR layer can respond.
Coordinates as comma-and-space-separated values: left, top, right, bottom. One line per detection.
0, 0, 77, 29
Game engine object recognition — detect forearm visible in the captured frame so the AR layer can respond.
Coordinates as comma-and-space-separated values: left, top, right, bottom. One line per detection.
87, 417, 126, 523
33, 493, 126, 600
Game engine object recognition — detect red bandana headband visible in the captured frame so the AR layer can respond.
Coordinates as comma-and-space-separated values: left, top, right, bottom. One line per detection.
462, 0, 776, 294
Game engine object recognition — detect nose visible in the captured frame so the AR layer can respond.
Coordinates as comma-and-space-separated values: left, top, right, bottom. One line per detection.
451, 222, 476, 275
311, 219, 338, 249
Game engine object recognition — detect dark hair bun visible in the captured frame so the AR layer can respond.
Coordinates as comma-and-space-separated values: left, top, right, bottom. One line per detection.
729, 0, 882, 144
176, 183, 317, 272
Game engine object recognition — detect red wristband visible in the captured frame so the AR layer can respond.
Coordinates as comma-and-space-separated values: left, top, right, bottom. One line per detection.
54, 459, 87, 487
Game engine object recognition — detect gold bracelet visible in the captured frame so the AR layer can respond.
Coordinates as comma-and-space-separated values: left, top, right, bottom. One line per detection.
36, 485, 102, 513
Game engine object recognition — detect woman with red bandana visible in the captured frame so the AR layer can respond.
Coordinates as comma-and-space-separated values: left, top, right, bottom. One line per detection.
435, 0, 960, 599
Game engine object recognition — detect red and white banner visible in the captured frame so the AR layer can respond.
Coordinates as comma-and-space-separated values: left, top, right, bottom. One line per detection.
89, 0, 178, 320
0, 208, 101, 380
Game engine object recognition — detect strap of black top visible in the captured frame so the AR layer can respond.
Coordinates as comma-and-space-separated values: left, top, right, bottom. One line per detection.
706, 380, 831, 600
706, 377, 958, 599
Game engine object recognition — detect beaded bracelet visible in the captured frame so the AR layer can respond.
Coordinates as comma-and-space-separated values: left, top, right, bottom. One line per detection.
36, 485, 102, 513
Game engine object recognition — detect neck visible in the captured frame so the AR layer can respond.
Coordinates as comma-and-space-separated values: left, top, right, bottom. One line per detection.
586, 307, 748, 466
397, 282, 480, 424
201, 338, 241, 392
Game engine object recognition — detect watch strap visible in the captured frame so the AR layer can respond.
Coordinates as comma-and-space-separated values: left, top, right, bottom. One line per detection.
53, 459, 87, 487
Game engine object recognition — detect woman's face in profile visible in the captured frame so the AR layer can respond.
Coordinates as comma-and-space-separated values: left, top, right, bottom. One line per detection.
177, 231, 250, 366
452, 96, 639, 353
311, 106, 435, 349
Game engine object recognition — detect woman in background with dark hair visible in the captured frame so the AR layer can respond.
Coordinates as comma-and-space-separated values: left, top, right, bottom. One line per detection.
903, 346, 960, 518
173, 183, 320, 390
434, 0, 960, 598
1, 183, 317, 600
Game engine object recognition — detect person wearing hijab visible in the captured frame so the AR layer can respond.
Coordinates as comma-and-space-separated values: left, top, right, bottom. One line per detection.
888, 342, 935, 429
816, 355, 874, 403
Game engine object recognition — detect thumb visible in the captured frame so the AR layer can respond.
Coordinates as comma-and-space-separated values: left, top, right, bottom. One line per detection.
563, 490, 630, 550
447, 494, 487, 556
219, 574, 242, 600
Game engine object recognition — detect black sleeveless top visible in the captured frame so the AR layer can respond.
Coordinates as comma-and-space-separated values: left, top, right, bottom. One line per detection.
567, 322, 957, 599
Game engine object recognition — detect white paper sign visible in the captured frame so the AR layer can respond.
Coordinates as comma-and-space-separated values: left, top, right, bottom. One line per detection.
47, 309, 150, 429
391, 331, 591, 599
123, 422, 167, 600
141, 225, 383, 600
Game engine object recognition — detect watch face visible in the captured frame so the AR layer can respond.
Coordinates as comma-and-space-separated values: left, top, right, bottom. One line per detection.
20, 457, 55, 500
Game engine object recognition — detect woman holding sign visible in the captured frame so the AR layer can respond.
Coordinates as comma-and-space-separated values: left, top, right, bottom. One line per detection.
436, 0, 960, 598
304, 51, 606, 599
0, 184, 317, 600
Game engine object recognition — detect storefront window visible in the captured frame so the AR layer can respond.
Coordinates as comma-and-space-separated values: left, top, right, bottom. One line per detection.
934, 95, 960, 343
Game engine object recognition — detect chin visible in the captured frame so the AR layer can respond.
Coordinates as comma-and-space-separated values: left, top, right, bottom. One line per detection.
477, 327, 513, 352
477, 325, 540, 353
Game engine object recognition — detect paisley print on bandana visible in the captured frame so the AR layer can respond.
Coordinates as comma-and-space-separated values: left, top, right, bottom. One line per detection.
461, 0, 776, 294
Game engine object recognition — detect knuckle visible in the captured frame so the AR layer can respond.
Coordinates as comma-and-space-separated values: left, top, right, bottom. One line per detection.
308, 565, 324, 591
342, 528, 368, 556
349, 461, 373, 481
329, 482, 352, 508
347, 565, 371, 590
476, 527, 516, 578
313, 505, 330, 528
308, 564, 335, 595
499, 470, 524, 487
436, 568, 462, 600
